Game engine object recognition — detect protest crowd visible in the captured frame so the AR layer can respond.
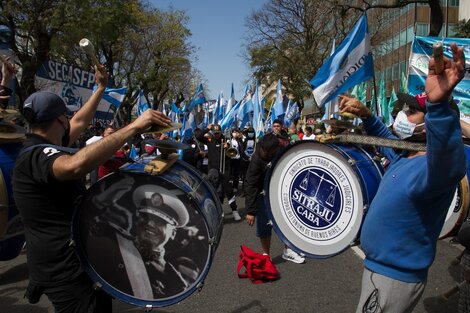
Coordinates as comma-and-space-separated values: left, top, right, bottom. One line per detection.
1, 6, 470, 313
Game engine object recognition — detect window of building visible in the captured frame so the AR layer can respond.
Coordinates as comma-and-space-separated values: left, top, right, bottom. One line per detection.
386, 67, 392, 81
416, 23, 429, 36
448, 24, 456, 37
449, 0, 459, 7
393, 64, 399, 81
407, 26, 414, 44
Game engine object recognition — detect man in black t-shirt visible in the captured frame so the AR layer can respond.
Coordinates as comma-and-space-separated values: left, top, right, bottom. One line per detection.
12, 64, 171, 313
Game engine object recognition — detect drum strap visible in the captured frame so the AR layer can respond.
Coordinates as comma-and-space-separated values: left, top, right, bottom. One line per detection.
115, 233, 153, 299
318, 134, 427, 152
17, 144, 78, 157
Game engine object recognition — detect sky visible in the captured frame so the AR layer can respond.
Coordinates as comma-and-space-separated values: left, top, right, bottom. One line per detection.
149, 0, 266, 100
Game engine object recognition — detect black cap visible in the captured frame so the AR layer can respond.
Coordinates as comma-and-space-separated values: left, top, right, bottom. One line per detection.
394, 92, 427, 115
23, 92, 72, 124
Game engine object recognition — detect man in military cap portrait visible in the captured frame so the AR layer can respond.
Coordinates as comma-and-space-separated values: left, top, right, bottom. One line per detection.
131, 184, 196, 298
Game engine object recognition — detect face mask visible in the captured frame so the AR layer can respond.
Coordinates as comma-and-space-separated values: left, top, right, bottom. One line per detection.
247, 132, 254, 139
392, 110, 424, 139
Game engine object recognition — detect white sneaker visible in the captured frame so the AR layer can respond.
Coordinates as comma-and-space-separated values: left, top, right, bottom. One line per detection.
282, 248, 305, 264
233, 210, 241, 221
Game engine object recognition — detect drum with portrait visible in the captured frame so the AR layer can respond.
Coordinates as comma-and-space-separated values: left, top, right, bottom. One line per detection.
72, 159, 224, 308
266, 141, 384, 258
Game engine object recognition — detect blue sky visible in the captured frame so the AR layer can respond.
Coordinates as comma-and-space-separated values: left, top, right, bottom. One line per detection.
150, 0, 266, 100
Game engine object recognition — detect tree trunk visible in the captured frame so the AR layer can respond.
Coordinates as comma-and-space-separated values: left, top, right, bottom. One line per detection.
428, 0, 444, 36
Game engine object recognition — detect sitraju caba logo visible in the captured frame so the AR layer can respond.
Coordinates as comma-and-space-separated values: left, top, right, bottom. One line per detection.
279, 154, 356, 242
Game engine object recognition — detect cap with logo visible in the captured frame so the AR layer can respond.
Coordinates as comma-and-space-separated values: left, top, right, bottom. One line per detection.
394, 92, 427, 114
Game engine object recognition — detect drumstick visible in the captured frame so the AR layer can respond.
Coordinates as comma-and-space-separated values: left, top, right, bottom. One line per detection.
79, 38, 100, 67
433, 42, 444, 75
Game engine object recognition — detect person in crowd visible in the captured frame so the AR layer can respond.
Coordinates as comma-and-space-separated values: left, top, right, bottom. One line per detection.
97, 124, 128, 179
272, 119, 290, 147
287, 123, 300, 142
240, 126, 256, 195
339, 43, 466, 313
202, 124, 241, 221
182, 128, 207, 173
244, 133, 305, 264
228, 128, 243, 193
302, 126, 315, 140
12, 63, 172, 313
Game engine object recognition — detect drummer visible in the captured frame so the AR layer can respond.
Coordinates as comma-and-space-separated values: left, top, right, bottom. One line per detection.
339, 43, 466, 313
11, 63, 171, 312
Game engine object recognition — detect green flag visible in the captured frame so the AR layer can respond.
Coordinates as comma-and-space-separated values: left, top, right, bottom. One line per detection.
400, 72, 408, 93
378, 72, 389, 124
387, 87, 398, 126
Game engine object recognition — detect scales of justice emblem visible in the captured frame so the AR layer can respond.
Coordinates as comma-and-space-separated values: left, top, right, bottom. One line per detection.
292, 168, 342, 230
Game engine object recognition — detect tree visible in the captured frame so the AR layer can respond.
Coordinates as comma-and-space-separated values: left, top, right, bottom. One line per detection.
454, 19, 470, 38
0, 1, 201, 122
244, 0, 361, 110
0, 0, 141, 96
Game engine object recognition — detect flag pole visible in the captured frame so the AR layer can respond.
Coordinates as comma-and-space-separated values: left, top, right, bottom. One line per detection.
372, 74, 379, 117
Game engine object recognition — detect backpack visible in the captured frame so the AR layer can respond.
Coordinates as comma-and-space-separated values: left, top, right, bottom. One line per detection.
236, 245, 280, 283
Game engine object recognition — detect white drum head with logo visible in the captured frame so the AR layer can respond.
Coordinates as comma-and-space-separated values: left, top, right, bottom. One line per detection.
439, 176, 469, 239
267, 142, 364, 258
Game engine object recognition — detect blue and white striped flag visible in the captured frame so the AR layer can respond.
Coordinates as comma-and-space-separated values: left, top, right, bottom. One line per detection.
284, 102, 299, 126
217, 92, 225, 122
252, 82, 264, 138
272, 79, 285, 121
181, 111, 196, 142
310, 14, 374, 107
187, 83, 206, 112
226, 83, 235, 113
93, 86, 127, 109
137, 90, 150, 117
199, 103, 209, 129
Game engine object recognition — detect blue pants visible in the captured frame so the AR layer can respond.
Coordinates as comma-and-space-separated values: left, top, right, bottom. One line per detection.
256, 196, 272, 238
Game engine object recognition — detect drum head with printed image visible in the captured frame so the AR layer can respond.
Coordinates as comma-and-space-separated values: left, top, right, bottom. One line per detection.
73, 170, 215, 307
266, 142, 364, 258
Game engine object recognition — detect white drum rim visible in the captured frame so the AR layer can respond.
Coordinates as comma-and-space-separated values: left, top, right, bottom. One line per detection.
266, 142, 364, 258
439, 176, 470, 239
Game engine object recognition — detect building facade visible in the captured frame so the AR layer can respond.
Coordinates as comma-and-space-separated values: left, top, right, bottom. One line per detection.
371, 0, 463, 96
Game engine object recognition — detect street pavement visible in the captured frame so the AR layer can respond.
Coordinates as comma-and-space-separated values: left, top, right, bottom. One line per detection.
0, 196, 466, 313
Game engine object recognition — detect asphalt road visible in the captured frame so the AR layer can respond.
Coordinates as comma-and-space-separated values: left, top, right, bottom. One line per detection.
0, 197, 466, 313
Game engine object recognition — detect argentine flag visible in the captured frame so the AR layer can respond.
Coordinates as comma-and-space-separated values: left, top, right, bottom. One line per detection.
310, 14, 374, 107
272, 79, 285, 121
187, 83, 206, 112
97, 86, 127, 108
252, 82, 264, 138
137, 90, 150, 117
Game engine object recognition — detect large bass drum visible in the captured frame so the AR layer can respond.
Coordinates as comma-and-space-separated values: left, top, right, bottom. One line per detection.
0, 141, 25, 261
439, 144, 470, 238
266, 141, 384, 259
73, 159, 223, 308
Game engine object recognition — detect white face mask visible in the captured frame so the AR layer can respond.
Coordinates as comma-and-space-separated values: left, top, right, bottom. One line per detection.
392, 110, 424, 139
